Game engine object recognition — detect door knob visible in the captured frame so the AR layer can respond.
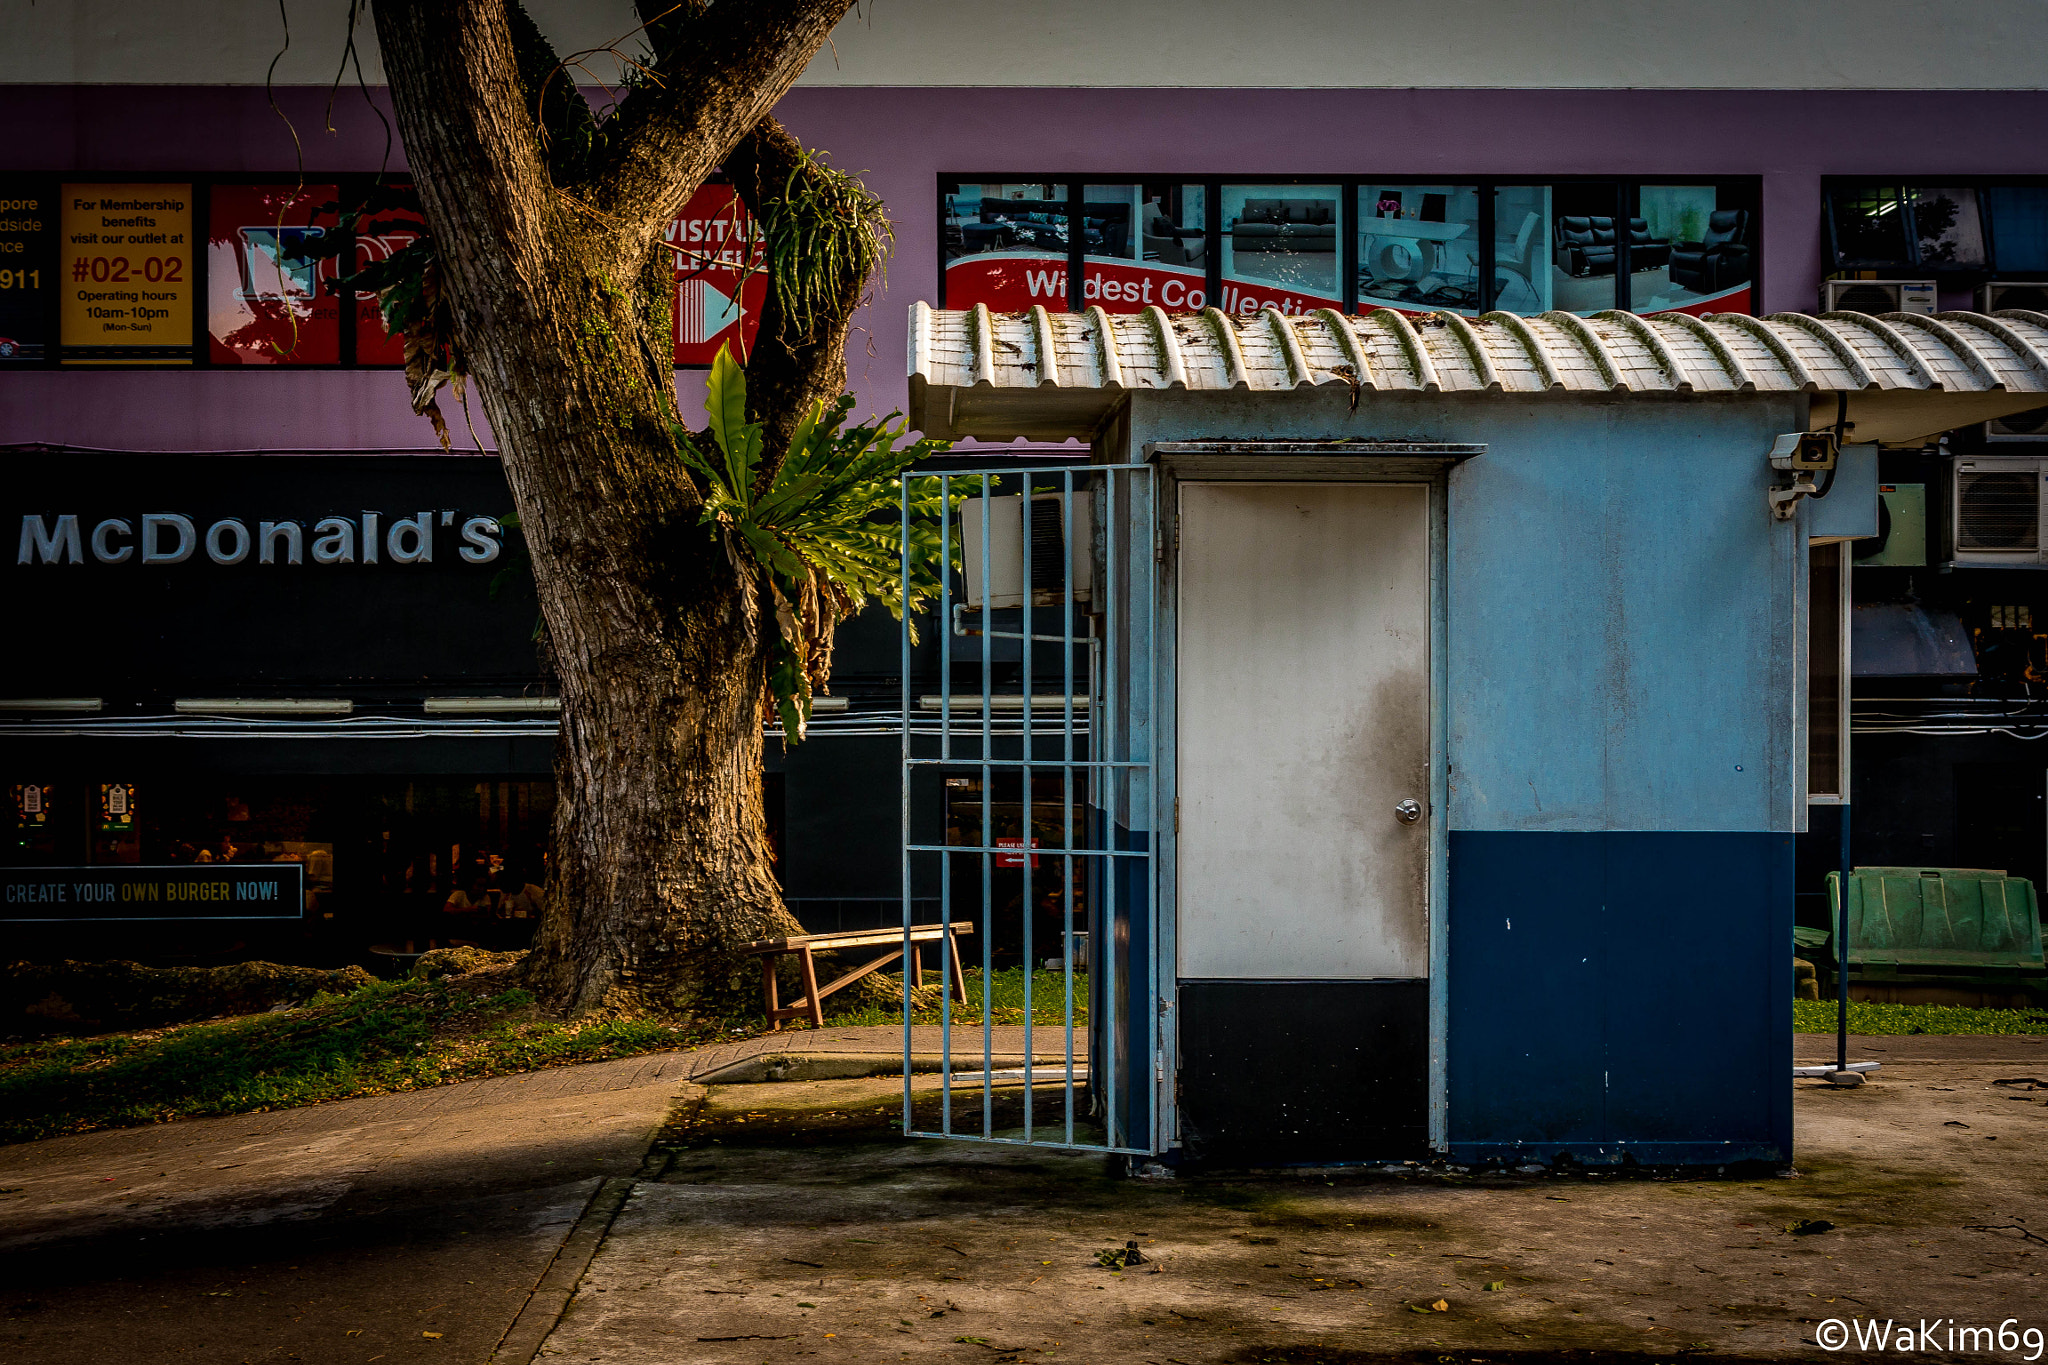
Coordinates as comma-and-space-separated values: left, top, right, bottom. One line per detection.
1395, 799, 1424, 824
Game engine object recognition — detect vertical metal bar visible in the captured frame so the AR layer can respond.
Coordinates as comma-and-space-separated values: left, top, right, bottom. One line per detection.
937, 474, 954, 1137
900, 473, 915, 1138
1837, 803, 1852, 1076
1062, 470, 1077, 1146
1020, 483, 1035, 1140
979, 477, 995, 1137
1142, 464, 1160, 1155
1477, 182, 1498, 315
1101, 467, 1121, 1149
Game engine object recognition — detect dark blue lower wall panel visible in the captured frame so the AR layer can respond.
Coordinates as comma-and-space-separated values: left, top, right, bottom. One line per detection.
1178, 980, 1428, 1166
1447, 830, 1793, 1167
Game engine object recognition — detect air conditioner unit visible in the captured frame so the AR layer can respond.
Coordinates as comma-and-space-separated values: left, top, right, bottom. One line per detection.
1978, 284, 2048, 440
1822, 279, 1937, 316
1986, 405, 2048, 442
1950, 456, 2048, 566
1978, 281, 2048, 313
957, 491, 1095, 608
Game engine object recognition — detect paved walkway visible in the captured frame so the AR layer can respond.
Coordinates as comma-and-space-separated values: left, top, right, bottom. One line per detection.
0, 1050, 695, 1365
545, 1036, 2048, 1365
0, 1024, 1046, 1365
4, 1027, 2037, 1364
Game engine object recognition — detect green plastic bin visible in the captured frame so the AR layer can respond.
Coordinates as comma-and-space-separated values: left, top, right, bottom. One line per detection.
1824, 866, 2046, 984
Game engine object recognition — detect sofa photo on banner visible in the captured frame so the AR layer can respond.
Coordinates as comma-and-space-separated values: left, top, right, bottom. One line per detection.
1669, 208, 1751, 294
1552, 215, 1679, 279
1230, 199, 1337, 253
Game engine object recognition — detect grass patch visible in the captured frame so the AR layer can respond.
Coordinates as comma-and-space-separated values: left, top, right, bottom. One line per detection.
819, 967, 1089, 1029
1793, 999, 2048, 1035
0, 976, 743, 1145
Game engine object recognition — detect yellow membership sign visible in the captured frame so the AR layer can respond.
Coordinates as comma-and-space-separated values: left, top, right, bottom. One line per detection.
61, 183, 194, 364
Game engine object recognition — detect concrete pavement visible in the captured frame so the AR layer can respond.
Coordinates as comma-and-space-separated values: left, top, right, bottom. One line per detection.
0, 1023, 1046, 1365
542, 1035, 2048, 1365
1, 1025, 2042, 1363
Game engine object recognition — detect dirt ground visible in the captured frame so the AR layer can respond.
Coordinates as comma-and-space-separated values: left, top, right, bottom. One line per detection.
539, 1042, 2048, 1364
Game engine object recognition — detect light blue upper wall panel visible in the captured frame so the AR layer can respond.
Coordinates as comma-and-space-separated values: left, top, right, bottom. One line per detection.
1131, 389, 1808, 835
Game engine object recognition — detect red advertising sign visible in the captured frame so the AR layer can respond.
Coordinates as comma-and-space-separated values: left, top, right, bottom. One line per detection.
668, 185, 764, 366
1644, 285, 1752, 318
352, 195, 423, 366
206, 184, 343, 365
946, 253, 1346, 318
943, 251, 1069, 311
994, 837, 1041, 870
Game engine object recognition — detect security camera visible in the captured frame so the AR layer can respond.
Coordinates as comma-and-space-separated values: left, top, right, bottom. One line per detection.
1768, 430, 1840, 473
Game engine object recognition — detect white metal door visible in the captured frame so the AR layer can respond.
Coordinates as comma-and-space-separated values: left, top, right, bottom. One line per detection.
1175, 482, 1431, 980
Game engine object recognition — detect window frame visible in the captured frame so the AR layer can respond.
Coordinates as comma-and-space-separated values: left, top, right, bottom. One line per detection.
1822, 174, 2048, 278
938, 173, 1764, 318
0, 170, 757, 371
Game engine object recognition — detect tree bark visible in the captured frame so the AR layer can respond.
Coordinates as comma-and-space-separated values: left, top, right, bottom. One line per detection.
370, 0, 854, 1014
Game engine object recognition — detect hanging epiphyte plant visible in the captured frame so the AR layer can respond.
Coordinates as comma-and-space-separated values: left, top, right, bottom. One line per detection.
675, 343, 971, 741
753, 148, 892, 345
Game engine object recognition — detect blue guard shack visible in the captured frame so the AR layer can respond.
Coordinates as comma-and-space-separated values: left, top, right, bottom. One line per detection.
899, 301, 2048, 1171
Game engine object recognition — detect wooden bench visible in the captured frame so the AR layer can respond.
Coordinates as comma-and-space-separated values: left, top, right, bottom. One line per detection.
740, 922, 974, 1030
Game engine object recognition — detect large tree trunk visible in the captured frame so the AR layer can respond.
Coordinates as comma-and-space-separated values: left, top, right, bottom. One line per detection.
371, 0, 853, 1014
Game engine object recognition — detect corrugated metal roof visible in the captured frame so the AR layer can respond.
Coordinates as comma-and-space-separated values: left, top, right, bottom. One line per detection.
907, 302, 2048, 445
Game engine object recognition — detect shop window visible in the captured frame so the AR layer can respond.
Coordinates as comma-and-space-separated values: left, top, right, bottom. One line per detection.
1827, 184, 1912, 269
1082, 183, 1206, 312
207, 183, 344, 365
350, 184, 424, 366
1829, 178, 2048, 278
941, 182, 1070, 311
95, 781, 140, 864
1357, 185, 1482, 314
1539, 182, 1621, 316
1910, 187, 1987, 269
1631, 184, 1756, 315
1985, 186, 2048, 274
1826, 182, 1988, 273
1491, 185, 1553, 313
7, 783, 59, 865
1220, 184, 1342, 313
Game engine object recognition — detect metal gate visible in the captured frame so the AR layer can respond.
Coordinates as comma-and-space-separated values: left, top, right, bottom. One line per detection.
898, 462, 1158, 1154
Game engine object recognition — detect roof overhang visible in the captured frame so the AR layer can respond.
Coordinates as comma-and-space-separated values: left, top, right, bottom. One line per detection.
908, 302, 2048, 448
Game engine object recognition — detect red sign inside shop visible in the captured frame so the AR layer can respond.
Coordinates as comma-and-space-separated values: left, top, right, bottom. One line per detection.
352, 197, 423, 366
994, 837, 1041, 870
207, 184, 344, 365
945, 253, 1350, 317
668, 185, 765, 366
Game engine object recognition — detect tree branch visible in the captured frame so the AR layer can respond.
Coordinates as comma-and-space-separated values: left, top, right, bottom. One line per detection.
371, 0, 556, 277
590, 0, 853, 247
505, 0, 598, 185
725, 116, 871, 466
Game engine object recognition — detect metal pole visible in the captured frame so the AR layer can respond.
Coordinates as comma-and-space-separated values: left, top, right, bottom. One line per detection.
1837, 802, 1851, 1075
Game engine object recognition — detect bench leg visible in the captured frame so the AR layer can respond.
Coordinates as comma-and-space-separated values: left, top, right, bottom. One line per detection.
911, 945, 924, 989
948, 931, 970, 1006
761, 956, 782, 1030
799, 946, 825, 1029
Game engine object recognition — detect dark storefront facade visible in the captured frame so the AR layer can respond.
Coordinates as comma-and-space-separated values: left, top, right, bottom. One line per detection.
8, 33, 2048, 972
2, 453, 559, 959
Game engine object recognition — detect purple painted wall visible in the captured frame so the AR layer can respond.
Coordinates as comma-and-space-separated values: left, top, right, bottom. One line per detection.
8, 85, 2048, 452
